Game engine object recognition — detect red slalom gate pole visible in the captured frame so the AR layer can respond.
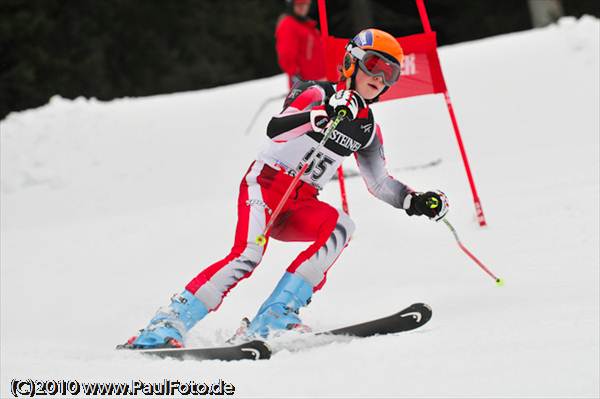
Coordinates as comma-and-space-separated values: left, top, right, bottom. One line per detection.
416, 0, 487, 227
416, 0, 433, 33
442, 218, 503, 286
337, 167, 349, 214
444, 92, 487, 227
318, 0, 350, 214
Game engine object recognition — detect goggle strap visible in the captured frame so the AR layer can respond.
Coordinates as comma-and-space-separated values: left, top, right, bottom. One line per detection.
350, 46, 366, 61
346, 41, 366, 61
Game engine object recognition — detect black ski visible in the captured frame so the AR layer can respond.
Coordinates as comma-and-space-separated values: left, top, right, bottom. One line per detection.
123, 303, 430, 362
135, 340, 271, 361
318, 302, 432, 338
263, 303, 432, 357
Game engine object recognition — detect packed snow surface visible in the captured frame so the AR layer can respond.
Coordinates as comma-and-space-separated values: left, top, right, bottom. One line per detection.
2, 16, 599, 398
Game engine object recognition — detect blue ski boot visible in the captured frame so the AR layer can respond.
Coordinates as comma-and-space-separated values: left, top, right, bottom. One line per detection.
247, 272, 313, 338
124, 290, 208, 349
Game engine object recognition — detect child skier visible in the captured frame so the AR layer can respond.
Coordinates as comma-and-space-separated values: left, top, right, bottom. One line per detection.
123, 28, 448, 349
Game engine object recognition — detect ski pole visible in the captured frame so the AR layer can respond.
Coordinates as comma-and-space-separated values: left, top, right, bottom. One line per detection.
442, 218, 504, 286
256, 109, 347, 246
244, 93, 287, 135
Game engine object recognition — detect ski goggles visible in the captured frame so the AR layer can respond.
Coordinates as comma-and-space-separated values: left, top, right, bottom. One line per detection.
348, 45, 401, 86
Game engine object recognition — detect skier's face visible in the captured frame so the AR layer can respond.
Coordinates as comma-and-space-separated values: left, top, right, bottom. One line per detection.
293, 0, 311, 17
354, 68, 386, 100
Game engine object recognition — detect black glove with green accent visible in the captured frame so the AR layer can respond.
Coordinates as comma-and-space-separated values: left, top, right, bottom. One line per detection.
404, 191, 449, 221
327, 89, 366, 121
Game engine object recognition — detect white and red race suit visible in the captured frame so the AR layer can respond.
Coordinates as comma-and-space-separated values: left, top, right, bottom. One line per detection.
185, 81, 412, 311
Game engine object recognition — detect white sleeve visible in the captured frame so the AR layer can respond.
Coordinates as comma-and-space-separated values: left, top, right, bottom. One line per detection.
355, 124, 412, 209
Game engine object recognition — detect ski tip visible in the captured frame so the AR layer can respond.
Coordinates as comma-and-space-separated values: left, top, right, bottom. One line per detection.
419, 303, 432, 312
241, 340, 272, 360
495, 278, 505, 287
411, 303, 432, 313
406, 303, 433, 325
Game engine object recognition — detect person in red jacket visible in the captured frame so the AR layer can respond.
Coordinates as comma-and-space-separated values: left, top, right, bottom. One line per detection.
276, 0, 326, 88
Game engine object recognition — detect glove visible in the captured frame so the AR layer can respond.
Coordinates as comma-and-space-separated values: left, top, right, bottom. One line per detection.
404, 190, 449, 221
327, 90, 366, 121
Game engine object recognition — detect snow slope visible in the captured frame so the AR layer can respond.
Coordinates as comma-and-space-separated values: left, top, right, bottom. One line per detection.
1, 16, 599, 398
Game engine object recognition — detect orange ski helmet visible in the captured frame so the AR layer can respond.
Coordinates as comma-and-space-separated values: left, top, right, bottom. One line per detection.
342, 28, 404, 87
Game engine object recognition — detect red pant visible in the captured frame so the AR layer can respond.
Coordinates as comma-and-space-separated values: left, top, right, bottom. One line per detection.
185, 161, 355, 311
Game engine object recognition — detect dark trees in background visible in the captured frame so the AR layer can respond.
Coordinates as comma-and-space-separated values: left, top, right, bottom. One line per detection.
1, 0, 598, 120
1, 0, 282, 120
